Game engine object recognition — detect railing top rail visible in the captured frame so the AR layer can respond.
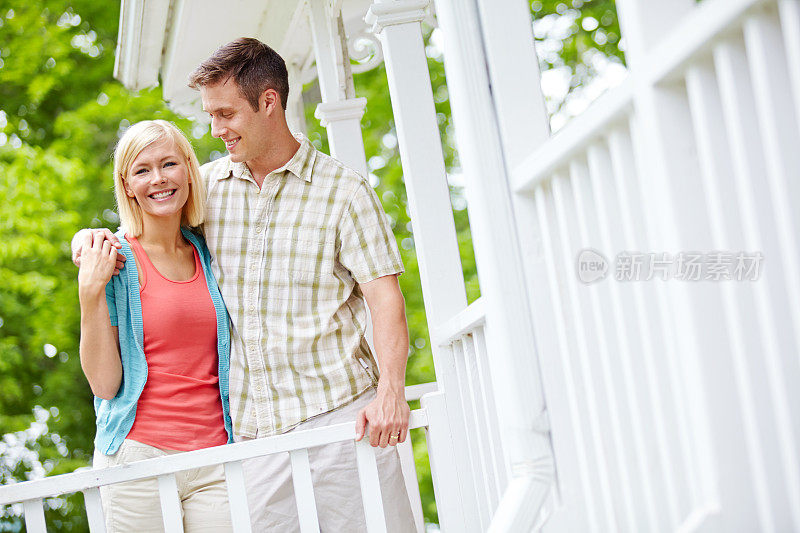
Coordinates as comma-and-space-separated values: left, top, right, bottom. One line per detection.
512, 0, 771, 196
405, 381, 438, 400
430, 298, 486, 347
0, 408, 429, 505
643, 0, 768, 85
512, 79, 633, 194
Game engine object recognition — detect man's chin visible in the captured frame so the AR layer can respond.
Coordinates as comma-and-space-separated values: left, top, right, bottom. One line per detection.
228, 152, 245, 163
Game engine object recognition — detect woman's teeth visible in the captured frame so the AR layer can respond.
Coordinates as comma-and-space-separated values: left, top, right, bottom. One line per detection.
150, 190, 176, 200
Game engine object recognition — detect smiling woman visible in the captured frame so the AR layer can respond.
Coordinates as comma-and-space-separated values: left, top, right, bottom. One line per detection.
74, 120, 235, 532
123, 139, 191, 220
113, 121, 206, 238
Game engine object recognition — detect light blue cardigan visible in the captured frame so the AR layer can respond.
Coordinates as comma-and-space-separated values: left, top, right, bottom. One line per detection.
94, 228, 233, 455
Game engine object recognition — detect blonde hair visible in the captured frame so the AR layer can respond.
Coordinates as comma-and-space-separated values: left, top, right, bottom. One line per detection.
113, 120, 206, 237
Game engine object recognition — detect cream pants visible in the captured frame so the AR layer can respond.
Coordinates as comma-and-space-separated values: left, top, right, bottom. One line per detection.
235, 389, 416, 533
93, 439, 232, 533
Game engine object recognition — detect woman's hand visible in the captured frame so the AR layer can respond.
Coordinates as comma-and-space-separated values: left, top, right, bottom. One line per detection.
78, 231, 119, 296
77, 229, 123, 400
71, 228, 125, 274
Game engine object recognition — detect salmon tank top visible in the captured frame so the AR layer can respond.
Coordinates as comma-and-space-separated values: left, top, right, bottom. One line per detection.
125, 235, 228, 451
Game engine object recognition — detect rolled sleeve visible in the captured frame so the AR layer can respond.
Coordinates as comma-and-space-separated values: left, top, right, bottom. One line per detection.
338, 180, 404, 283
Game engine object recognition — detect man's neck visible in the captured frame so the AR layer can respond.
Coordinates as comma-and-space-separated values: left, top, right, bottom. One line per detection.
246, 126, 302, 187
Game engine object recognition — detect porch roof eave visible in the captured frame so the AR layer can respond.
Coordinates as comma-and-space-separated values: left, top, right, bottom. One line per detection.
113, 0, 375, 120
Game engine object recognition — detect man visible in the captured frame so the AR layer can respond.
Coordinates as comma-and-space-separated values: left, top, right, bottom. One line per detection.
74, 37, 415, 532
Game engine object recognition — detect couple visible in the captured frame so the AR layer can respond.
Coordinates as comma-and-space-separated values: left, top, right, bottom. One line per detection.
73, 37, 415, 532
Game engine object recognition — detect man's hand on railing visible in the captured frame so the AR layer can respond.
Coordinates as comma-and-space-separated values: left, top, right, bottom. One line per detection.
355, 383, 410, 448
71, 228, 125, 275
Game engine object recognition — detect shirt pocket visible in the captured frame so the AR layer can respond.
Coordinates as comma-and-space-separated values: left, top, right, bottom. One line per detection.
270, 226, 334, 279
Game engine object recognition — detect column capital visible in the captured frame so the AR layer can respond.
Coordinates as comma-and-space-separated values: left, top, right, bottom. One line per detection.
365, 0, 429, 34
314, 97, 367, 126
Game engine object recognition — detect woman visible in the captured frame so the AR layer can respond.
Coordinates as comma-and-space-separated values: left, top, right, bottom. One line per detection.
77, 120, 233, 532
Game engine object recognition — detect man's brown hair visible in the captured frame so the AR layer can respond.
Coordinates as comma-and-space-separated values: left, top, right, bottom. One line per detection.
188, 37, 289, 111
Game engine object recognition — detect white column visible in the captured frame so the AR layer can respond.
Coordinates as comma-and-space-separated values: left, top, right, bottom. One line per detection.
286, 62, 307, 136
315, 98, 369, 177
431, 0, 554, 531
308, 0, 371, 356
365, 0, 466, 326
366, 1, 470, 530
308, 0, 368, 176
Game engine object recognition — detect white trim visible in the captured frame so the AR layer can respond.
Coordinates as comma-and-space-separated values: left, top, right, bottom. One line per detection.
113, 0, 170, 90
644, 0, 768, 84
404, 381, 438, 401
430, 298, 485, 347
314, 97, 368, 126
365, 0, 429, 34
512, 80, 633, 194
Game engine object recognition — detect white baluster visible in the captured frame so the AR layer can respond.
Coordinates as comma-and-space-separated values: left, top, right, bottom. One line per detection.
420, 391, 465, 531
534, 183, 601, 532
83, 487, 106, 533
451, 338, 488, 528
22, 498, 46, 532
290, 449, 321, 533
157, 474, 184, 532
714, 33, 796, 532
395, 435, 425, 533
471, 327, 508, 499
355, 439, 387, 533
224, 461, 253, 533
587, 133, 660, 530
461, 335, 499, 514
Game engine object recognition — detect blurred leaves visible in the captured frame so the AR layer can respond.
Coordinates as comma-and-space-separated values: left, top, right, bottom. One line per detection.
531, 0, 624, 120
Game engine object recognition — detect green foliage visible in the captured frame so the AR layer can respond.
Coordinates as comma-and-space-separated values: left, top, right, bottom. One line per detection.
531, 0, 624, 115
0, 2, 214, 529
0, 0, 621, 530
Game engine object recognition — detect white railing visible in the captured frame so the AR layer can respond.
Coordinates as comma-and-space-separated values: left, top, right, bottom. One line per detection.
502, 0, 800, 529
429, 298, 508, 532
0, 384, 440, 533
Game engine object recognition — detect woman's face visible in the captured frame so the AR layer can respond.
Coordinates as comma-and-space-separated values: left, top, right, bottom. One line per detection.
124, 137, 191, 222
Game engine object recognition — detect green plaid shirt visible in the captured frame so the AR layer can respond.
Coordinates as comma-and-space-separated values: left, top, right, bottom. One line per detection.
201, 136, 404, 438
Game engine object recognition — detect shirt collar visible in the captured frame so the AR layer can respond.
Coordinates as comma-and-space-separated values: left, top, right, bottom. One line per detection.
222, 134, 316, 183
278, 134, 316, 183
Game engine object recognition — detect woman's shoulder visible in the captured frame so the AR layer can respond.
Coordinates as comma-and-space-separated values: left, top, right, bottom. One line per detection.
181, 227, 212, 262
181, 227, 208, 248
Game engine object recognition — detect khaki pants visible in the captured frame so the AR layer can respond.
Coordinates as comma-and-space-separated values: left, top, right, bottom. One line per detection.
235, 390, 416, 533
93, 439, 232, 533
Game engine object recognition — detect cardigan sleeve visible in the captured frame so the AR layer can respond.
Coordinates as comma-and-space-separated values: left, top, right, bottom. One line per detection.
104, 279, 118, 327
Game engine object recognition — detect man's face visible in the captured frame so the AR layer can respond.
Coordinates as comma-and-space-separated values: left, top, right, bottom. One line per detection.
200, 79, 269, 164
